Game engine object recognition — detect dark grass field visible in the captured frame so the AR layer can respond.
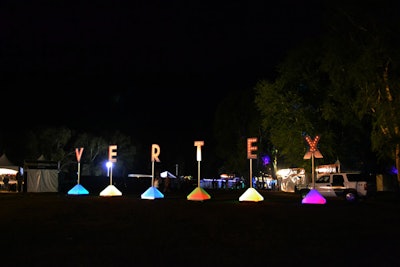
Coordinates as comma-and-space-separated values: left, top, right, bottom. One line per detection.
1, 188, 400, 267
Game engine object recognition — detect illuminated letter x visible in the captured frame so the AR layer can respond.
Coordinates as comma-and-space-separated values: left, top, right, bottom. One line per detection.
305, 135, 320, 152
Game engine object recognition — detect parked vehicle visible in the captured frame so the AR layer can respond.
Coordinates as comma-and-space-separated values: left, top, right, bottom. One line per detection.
295, 172, 372, 201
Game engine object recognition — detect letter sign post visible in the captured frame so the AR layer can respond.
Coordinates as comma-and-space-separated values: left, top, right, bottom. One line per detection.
151, 144, 161, 186
247, 137, 258, 188
194, 141, 204, 187
303, 135, 323, 188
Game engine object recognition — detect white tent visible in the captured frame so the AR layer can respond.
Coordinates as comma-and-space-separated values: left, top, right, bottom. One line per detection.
0, 153, 20, 175
26, 169, 58, 192
24, 158, 59, 192
160, 171, 177, 178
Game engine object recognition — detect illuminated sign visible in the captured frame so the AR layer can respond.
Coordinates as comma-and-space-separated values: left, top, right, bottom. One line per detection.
247, 137, 258, 159
194, 141, 204, 161
75, 147, 84, 163
151, 144, 161, 162
305, 135, 319, 152
304, 135, 323, 159
108, 145, 117, 163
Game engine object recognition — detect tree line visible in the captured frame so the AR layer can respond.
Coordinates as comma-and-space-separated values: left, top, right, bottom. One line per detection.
0, 126, 142, 178
213, 2, 400, 189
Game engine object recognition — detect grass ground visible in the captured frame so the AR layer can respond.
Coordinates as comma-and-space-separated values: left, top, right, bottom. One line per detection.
1, 188, 399, 267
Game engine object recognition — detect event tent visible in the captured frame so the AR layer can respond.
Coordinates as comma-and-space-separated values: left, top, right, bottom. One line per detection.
0, 153, 19, 175
160, 171, 177, 178
26, 169, 59, 192
24, 158, 59, 192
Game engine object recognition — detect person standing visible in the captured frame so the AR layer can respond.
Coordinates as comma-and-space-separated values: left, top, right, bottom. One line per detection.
2, 175, 9, 191
164, 176, 170, 193
16, 167, 23, 192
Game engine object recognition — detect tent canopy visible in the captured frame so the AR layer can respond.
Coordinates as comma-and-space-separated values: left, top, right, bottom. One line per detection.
0, 153, 20, 175
160, 171, 176, 178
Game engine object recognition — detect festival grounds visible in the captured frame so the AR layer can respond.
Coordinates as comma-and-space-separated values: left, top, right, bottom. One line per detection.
1, 187, 399, 267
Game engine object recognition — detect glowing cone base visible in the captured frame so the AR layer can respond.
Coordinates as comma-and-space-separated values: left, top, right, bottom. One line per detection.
301, 189, 326, 204
141, 186, 164, 200
99, 185, 122, 197
239, 187, 264, 202
68, 184, 89, 195
187, 187, 211, 201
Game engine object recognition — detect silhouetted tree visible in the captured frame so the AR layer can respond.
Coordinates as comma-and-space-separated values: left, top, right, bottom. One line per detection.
213, 89, 265, 177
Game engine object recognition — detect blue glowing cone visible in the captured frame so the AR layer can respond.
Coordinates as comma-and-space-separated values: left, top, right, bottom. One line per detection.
68, 184, 89, 195
141, 186, 164, 200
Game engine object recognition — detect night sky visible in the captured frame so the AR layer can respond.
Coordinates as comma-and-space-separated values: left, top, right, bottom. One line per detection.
1, 1, 324, 174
